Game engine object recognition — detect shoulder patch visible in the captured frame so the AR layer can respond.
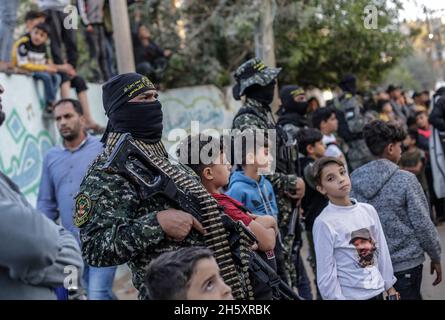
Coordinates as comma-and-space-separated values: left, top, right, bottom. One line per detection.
74, 194, 93, 227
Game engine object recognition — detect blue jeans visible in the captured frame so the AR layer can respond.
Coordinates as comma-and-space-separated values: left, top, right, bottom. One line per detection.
82, 264, 117, 300
394, 264, 423, 300
0, 0, 19, 62
33, 72, 60, 106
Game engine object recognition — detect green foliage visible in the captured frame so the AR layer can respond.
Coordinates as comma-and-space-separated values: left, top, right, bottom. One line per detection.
382, 53, 441, 91
16, 0, 410, 90
274, 0, 410, 89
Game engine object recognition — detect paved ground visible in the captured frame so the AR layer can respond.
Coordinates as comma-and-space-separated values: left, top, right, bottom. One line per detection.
112, 224, 445, 300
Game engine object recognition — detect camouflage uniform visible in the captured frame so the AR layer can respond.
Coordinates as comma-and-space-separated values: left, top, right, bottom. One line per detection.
231, 58, 298, 286
335, 93, 374, 171
74, 134, 204, 300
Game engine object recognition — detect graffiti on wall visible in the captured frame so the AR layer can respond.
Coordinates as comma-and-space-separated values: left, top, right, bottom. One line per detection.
0, 74, 57, 205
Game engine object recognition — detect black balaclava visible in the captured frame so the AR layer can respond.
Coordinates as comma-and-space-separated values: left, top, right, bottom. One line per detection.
278, 85, 308, 116
339, 74, 357, 95
101, 73, 162, 143
244, 80, 276, 106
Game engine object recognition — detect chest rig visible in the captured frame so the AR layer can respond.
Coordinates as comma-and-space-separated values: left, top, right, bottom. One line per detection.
102, 133, 253, 299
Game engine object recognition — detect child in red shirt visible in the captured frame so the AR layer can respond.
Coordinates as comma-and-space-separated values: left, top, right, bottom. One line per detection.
177, 134, 279, 299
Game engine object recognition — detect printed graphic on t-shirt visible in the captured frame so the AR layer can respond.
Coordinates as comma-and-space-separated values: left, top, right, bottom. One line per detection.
349, 228, 377, 268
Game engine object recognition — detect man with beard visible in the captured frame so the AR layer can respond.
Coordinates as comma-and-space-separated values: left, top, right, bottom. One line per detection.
74, 73, 263, 300
349, 228, 377, 268
231, 58, 305, 291
37, 99, 116, 300
0, 84, 83, 299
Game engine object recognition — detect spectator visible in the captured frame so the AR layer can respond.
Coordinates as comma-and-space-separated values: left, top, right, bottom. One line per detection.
351, 120, 442, 300
0, 83, 84, 299
400, 129, 428, 197
312, 157, 398, 300
416, 110, 444, 223
11, 23, 60, 116
37, 0, 78, 69
0, 0, 19, 68
421, 90, 431, 110
428, 87, 445, 203
226, 131, 278, 221
312, 106, 347, 171
145, 247, 233, 300
387, 85, 410, 125
177, 133, 279, 300
78, 0, 111, 81
376, 99, 396, 123
132, 7, 172, 85
295, 128, 328, 299
37, 99, 116, 300
306, 96, 320, 126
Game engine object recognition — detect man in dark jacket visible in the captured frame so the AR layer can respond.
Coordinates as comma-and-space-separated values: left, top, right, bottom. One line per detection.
428, 87, 445, 200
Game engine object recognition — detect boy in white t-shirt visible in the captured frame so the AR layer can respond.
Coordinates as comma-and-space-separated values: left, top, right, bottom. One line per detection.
312, 156, 399, 300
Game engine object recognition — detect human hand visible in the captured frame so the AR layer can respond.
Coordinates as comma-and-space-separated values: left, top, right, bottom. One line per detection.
157, 209, 205, 241
431, 261, 442, 286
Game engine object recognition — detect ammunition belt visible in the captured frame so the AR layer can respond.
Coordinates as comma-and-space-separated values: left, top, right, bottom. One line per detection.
131, 139, 254, 299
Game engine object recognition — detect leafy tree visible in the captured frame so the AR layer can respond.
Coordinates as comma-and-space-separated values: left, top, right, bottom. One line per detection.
274, 0, 410, 89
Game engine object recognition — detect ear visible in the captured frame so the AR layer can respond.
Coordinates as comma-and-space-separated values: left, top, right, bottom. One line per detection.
306, 144, 314, 155
245, 152, 255, 165
202, 167, 213, 181
386, 143, 394, 156
316, 184, 326, 195
79, 115, 86, 127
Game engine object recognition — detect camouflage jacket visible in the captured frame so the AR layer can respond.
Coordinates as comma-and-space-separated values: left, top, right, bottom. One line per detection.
74, 135, 204, 300
333, 93, 374, 170
232, 98, 298, 228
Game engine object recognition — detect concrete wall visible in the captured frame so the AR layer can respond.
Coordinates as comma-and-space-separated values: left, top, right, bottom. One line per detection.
0, 72, 240, 205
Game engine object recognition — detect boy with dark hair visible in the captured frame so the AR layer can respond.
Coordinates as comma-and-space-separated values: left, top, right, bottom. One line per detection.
296, 128, 327, 234
145, 247, 233, 300
312, 156, 398, 300
295, 128, 328, 299
11, 22, 59, 116
226, 130, 278, 220
177, 133, 279, 300
415, 110, 431, 151
400, 129, 428, 193
311, 106, 347, 169
415, 110, 445, 223
351, 120, 442, 300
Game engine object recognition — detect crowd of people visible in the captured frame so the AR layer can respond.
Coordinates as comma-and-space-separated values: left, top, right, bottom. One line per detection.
1, 3, 445, 302
0, 1, 171, 131
1, 54, 444, 300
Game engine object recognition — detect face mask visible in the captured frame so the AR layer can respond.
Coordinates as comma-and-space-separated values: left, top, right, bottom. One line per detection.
109, 100, 163, 142
291, 101, 309, 116
245, 81, 276, 105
